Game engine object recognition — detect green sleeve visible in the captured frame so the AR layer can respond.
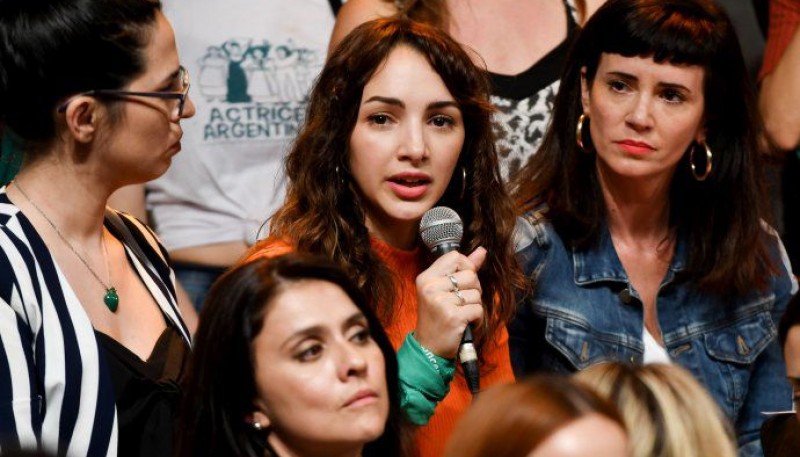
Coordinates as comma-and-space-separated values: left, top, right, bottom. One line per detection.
396, 332, 455, 425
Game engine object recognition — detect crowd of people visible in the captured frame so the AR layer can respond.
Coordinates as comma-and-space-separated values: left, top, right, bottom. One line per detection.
0, 0, 798, 457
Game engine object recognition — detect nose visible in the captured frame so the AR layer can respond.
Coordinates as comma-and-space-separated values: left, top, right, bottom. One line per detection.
337, 343, 368, 381
398, 121, 428, 164
181, 94, 197, 120
625, 94, 654, 132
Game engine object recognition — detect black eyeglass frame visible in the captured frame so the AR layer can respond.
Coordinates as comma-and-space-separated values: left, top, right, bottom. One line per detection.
56, 66, 190, 117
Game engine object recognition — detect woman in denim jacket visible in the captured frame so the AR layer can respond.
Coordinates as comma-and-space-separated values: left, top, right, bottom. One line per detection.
509, 1, 797, 455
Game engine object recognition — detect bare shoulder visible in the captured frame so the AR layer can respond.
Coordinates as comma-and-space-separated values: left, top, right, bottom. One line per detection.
329, 0, 399, 55
581, 0, 607, 24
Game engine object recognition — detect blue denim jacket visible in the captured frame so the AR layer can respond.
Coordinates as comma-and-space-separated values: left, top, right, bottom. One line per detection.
510, 213, 798, 457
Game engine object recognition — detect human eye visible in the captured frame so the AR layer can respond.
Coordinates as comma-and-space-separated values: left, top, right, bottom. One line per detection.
367, 113, 394, 126
660, 88, 686, 104
349, 325, 373, 345
607, 79, 630, 93
160, 75, 182, 92
294, 341, 324, 362
429, 114, 455, 129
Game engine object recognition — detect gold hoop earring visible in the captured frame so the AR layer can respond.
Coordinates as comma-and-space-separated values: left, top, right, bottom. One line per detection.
690, 142, 713, 181
576, 114, 588, 151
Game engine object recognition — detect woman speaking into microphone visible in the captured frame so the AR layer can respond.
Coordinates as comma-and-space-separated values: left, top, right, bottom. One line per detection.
245, 17, 524, 457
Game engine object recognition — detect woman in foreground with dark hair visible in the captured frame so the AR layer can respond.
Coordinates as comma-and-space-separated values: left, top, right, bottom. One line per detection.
0, 0, 195, 455
176, 254, 412, 457
510, 0, 796, 454
247, 17, 523, 457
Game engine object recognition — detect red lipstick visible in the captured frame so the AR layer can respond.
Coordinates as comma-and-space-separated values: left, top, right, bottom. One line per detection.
616, 139, 655, 155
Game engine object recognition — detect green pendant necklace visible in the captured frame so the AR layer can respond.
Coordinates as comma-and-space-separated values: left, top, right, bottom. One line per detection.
13, 181, 120, 313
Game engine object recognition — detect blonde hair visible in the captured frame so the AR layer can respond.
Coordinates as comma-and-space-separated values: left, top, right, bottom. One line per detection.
575, 363, 737, 457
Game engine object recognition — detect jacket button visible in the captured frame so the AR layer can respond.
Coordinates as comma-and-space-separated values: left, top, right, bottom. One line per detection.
618, 288, 633, 304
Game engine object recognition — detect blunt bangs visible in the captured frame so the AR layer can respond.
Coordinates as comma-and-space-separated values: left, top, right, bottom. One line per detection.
583, 0, 722, 77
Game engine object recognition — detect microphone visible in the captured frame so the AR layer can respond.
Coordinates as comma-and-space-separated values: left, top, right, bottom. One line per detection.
419, 206, 480, 397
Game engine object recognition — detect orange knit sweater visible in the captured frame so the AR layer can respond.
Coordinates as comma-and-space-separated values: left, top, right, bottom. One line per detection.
246, 238, 516, 457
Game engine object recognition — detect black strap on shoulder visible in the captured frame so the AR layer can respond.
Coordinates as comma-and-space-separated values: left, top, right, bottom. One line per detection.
328, 0, 343, 16
104, 209, 158, 279
565, 0, 578, 30
105, 208, 192, 344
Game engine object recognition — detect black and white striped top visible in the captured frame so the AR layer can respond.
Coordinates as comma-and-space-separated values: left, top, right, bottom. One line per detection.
0, 188, 190, 456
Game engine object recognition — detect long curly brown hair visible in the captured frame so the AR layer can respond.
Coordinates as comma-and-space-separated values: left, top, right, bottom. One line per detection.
258, 17, 524, 356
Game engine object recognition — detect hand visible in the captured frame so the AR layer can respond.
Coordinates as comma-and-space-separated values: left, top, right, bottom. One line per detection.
414, 247, 487, 359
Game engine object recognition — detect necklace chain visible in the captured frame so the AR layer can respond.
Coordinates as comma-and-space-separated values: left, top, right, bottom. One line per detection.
12, 180, 119, 312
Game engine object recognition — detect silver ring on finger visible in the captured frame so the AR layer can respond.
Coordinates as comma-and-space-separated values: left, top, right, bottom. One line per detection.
453, 289, 466, 306
448, 274, 459, 292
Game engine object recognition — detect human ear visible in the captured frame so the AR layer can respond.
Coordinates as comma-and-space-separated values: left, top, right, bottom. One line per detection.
246, 410, 271, 430
695, 127, 707, 145
63, 97, 100, 144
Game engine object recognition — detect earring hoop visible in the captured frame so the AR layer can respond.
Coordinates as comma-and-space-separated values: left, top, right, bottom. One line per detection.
335, 165, 346, 186
459, 166, 467, 200
689, 142, 713, 181
576, 114, 588, 151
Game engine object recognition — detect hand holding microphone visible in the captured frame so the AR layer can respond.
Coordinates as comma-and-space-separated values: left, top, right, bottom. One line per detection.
417, 206, 483, 396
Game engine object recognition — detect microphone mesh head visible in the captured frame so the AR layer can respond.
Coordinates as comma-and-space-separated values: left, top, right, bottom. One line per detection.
419, 206, 463, 250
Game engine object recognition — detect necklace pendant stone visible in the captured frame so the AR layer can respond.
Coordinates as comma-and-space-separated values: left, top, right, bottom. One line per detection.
104, 287, 119, 313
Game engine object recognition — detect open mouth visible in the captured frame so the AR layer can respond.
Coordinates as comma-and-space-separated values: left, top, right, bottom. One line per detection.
388, 177, 430, 186
387, 175, 431, 199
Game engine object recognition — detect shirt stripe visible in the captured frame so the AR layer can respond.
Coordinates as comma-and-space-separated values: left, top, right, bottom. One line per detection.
0, 189, 188, 456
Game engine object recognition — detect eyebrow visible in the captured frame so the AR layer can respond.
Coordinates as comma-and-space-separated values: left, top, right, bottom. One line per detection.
363, 96, 459, 110
364, 96, 404, 107
605, 71, 693, 93
158, 67, 182, 86
428, 100, 460, 110
279, 311, 367, 350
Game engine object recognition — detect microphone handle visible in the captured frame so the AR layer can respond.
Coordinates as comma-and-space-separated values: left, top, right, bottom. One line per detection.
427, 241, 481, 396
431, 241, 461, 258
459, 325, 480, 397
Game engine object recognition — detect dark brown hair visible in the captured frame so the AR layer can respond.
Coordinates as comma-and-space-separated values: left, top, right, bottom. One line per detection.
176, 254, 414, 457
512, 0, 775, 295
443, 376, 625, 457
0, 0, 162, 157
258, 17, 524, 356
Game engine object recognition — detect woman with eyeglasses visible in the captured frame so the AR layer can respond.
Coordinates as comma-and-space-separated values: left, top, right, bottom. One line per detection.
0, 1, 195, 456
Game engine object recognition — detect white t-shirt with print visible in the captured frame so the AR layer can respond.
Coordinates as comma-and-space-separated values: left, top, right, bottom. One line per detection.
149, 0, 335, 249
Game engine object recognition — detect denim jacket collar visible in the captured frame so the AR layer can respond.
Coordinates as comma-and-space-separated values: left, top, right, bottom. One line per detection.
572, 224, 688, 286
